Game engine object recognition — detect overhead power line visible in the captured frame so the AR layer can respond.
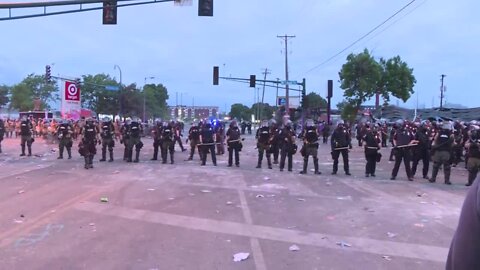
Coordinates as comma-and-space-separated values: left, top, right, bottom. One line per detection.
305, 0, 417, 74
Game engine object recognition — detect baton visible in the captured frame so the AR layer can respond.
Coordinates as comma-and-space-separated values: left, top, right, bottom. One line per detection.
366, 146, 379, 149
228, 138, 245, 143
198, 142, 222, 146
394, 144, 418, 149
333, 147, 349, 151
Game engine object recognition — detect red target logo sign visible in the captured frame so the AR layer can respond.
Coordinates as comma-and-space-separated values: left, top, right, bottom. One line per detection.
65, 81, 80, 101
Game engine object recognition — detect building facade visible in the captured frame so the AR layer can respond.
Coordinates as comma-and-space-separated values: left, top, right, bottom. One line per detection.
168, 106, 219, 120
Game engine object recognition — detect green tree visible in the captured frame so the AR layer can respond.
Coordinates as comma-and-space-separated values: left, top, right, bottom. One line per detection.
0, 85, 10, 108
144, 83, 169, 119
337, 100, 357, 124
10, 83, 33, 111
22, 74, 59, 108
120, 83, 142, 117
339, 49, 381, 115
377, 56, 416, 104
303, 92, 327, 110
81, 74, 120, 115
251, 102, 275, 120
229, 103, 251, 121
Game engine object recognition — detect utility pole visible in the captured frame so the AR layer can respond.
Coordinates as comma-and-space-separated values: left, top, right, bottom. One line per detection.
259, 68, 271, 120
440, 74, 446, 109
277, 34, 295, 115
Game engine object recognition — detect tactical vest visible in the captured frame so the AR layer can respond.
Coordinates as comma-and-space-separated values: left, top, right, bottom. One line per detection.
396, 129, 412, 146
333, 128, 348, 147
130, 122, 140, 138
59, 124, 70, 137
229, 127, 240, 140
190, 127, 200, 140
305, 127, 318, 143
84, 124, 96, 141
101, 122, 113, 138
365, 132, 378, 147
258, 127, 270, 144
163, 127, 173, 141
20, 121, 31, 135
202, 127, 214, 143
436, 130, 452, 151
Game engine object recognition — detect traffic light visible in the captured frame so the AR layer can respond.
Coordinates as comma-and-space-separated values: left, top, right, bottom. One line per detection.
45, 65, 51, 83
75, 78, 81, 89
198, 0, 213, 16
213, 66, 219, 85
249, 75, 256, 88
103, 0, 117, 25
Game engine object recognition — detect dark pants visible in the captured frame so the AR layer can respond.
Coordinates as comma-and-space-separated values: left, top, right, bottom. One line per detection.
467, 157, 480, 185
152, 139, 161, 160
174, 136, 185, 151
162, 140, 174, 163
332, 149, 349, 173
391, 148, 412, 178
431, 150, 451, 183
189, 139, 201, 160
280, 145, 293, 171
101, 137, 114, 161
228, 142, 240, 166
303, 145, 319, 173
322, 134, 329, 144
201, 144, 216, 165
365, 151, 377, 175
411, 147, 430, 178
270, 142, 279, 163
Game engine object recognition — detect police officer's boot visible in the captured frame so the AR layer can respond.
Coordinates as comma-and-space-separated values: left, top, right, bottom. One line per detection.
300, 159, 308, 174
89, 155, 94, 168
389, 149, 395, 161
58, 147, 64, 159
126, 149, 133, 163
314, 158, 321, 175
133, 150, 140, 163
27, 146, 32, 156
444, 165, 452, 185
108, 150, 114, 162
151, 148, 158, 161
429, 164, 439, 183
466, 170, 477, 186
84, 156, 89, 169
123, 148, 128, 161
267, 157, 272, 169
67, 148, 72, 159
20, 145, 26, 156
100, 148, 107, 162
256, 156, 262, 169
0, 144, 2, 153
170, 152, 174, 164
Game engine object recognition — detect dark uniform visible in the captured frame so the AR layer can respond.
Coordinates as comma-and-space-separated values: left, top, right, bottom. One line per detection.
300, 124, 321, 175
411, 125, 431, 179
331, 123, 351, 175
430, 125, 454, 184
80, 120, 99, 169
200, 123, 217, 166
99, 120, 115, 162
216, 124, 225, 155
269, 123, 281, 164
279, 124, 296, 172
256, 124, 272, 169
322, 124, 330, 144
174, 122, 186, 152
452, 127, 464, 167
0, 119, 4, 153
364, 127, 380, 177
187, 124, 201, 160
126, 120, 143, 163
226, 123, 241, 167
56, 121, 73, 159
466, 130, 480, 186
151, 121, 163, 161
19, 118, 34, 156
161, 123, 175, 164
120, 121, 130, 161
390, 125, 415, 181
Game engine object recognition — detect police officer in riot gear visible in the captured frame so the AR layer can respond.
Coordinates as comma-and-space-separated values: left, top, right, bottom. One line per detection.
279, 120, 296, 172
390, 120, 416, 181
151, 118, 163, 161
200, 122, 217, 166
411, 122, 431, 179
226, 120, 242, 167
364, 124, 381, 177
126, 117, 143, 163
19, 115, 34, 156
161, 121, 175, 164
80, 117, 100, 169
56, 119, 73, 159
430, 122, 454, 185
465, 127, 480, 186
331, 120, 351, 175
256, 120, 272, 169
0, 118, 5, 153
269, 119, 280, 164
99, 117, 115, 162
120, 118, 131, 161
300, 119, 321, 175
186, 121, 201, 161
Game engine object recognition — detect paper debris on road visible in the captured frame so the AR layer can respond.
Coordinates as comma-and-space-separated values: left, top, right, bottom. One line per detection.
168, 197, 175, 200
233, 252, 250, 262
256, 194, 265, 198
13, 219, 23, 224
200, 190, 212, 193
289, 245, 300, 251
336, 196, 352, 200
386, 232, 397, 238
100, 197, 109, 203
336, 241, 352, 248
89, 223, 95, 226
297, 198, 306, 202
263, 176, 270, 180
414, 223, 425, 228
17, 190, 25, 194
382, 255, 392, 261
147, 188, 155, 191
226, 201, 234, 205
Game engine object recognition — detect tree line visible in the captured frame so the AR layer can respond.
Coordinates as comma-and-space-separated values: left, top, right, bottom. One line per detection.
0, 73, 170, 119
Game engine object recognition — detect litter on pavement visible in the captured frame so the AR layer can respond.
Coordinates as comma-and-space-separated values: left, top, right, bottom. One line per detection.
382, 255, 392, 261
100, 197, 109, 203
200, 190, 212, 193
17, 190, 25, 194
386, 232, 397, 238
233, 252, 250, 262
336, 241, 352, 248
256, 194, 265, 198
289, 245, 300, 251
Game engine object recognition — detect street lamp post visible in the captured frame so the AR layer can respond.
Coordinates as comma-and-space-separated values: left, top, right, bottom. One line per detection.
143, 76, 155, 122
114, 65, 122, 118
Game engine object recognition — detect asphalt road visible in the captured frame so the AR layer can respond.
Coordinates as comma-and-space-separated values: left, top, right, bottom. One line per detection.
0, 132, 468, 270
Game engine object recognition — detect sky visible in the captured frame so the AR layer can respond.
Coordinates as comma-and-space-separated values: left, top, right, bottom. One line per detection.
0, 0, 479, 113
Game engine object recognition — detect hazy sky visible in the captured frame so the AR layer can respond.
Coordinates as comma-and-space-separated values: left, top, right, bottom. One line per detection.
0, 0, 478, 112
